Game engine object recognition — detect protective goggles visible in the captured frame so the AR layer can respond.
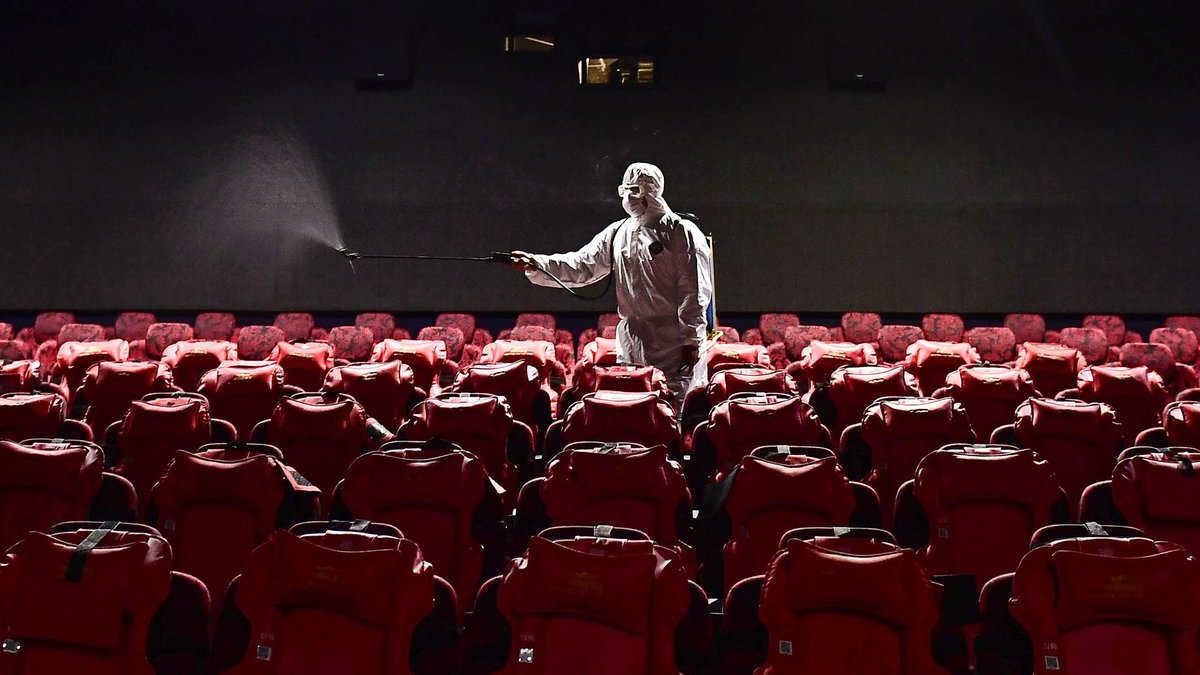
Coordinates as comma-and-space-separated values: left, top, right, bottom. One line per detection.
616, 183, 645, 198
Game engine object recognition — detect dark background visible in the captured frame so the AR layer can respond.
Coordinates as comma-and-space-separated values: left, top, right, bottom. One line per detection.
1, 0, 1197, 314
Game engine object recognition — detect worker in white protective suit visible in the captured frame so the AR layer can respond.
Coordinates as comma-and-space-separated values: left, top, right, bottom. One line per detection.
509, 162, 714, 409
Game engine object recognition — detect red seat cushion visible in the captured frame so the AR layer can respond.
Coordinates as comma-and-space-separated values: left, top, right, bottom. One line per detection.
921, 314, 964, 342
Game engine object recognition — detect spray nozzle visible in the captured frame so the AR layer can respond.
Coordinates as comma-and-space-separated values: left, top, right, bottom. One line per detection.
335, 246, 360, 259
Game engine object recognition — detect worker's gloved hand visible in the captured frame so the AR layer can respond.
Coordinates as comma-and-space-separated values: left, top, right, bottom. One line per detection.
507, 251, 540, 271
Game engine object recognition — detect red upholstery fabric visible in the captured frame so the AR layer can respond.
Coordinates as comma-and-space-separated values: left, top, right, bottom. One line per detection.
328, 326, 375, 361
1164, 315, 1200, 341
840, 312, 882, 344
741, 328, 764, 345
767, 343, 789, 370
855, 396, 972, 524
1057, 327, 1109, 365
494, 535, 690, 675
721, 455, 855, 589
598, 313, 620, 330
913, 446, 1060, 585
904, 340, 980, 395
371, 339, 448, 394
194, 312, 237, 340
0, 360, 40, 394
112, 312, 156, 342
403, 393, 529, 494
418, 326, 466, 360
151, 449, 316, 610
759, 314, 800, 346
877, 325, 924, 363
515, 313, 556, 330
323, 361, 417, 430
1015, 342, 1088, 398
938, 364, 1038, 441
55, 339, 129, 396
272, 312, 316, 341
1163, 400, 1200, 447
702, 395, 831, 478
756, 537, 943, 675
706, 368, 800, 406
235, 325, 285, 361
826, 364, 918, 442
782, 325, 831, 361
1008, 537, 1200, 675
33, 312, 76, 344
0, 323, 12, 340
197, 361, 287, 441
266, 394, 371, 495
356, 312, 398, 344
559, 391, 681, 455
338, 447, 493, 602
160, 340, 238, 392
0, 392, 69, 442
1076, 365, 1169, 443
1150, 327, 1199, 364
218, 529, 433, 675
57, 323, 105, 344
79, 361, 173, 439
509, 325, 555, 344
269, 341, 335, 392
452, 361, 551, 433
1082, 314, 1127, 347
1012, 397, 1119, 510
115, 396, 213, 507
921, 314, 964, 342
0, 440, 104, 550
1004, 313, 1047, 344
964, 326, 1018, 363
797, 341, 879, 386
0, 526, 175, 675
0, 340, 32, 362
541, 444, 690, 553
145, 322, 195, 360
1111, 450, 1200, 554
600, 325, 617, 339
478, 340, 562, 385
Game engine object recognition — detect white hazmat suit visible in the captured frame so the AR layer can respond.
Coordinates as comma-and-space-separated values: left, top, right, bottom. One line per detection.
520, 163, 714, 407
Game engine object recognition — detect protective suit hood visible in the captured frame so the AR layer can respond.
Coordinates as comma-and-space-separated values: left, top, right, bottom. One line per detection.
621, 162, 676, 227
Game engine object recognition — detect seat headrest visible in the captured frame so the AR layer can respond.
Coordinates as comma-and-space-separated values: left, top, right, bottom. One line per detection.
1050, 548, 1199, 629
341, 449, 485, 511
878, 397, 958, 434
1026, 397, 1105, 435
777, 539, 929, 626
122, 397, 210, 439
554, 445, 674, 501
0, 440, 104, 495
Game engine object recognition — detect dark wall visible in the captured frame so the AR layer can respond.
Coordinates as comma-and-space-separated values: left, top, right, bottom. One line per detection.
2, 1, 1197, 313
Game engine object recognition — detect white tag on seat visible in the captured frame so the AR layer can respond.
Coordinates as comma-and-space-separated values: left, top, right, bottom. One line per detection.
518, 647, 534, 663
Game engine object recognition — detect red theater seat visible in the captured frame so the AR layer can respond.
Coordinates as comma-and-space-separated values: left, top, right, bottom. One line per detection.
0, 523, 210, 675
933, 364, 1039, 441
1004, 313, 1047, 344
148, 445, 322, 615
478, 339, 566, 391
333, 443, 503, 606
796, 340, 879, 386
272, 312, 316, 341
1158, 400, 1200, 447
1150, 326, 1199, 364
997, 535, 1200, 675
838, 396, 973, 525
418, 325, 466, 361
759, 313, 800, 346
515, 312, 556, 331
680, 366, 802, 441
1015, 342, 1087, 398
234, 325, 284, 361
1082, 314, 1127, 347
350, 312, 393, 342
55, 338, 129, 398
78, 360, 173, 439
145, 322, 195, 360
481, 532, 698, 675
371, 338, 450, 394
327, 325, 375, 361
196, 361, 287, 441
0, 360, 40, 394
819, 364, 918, 444
701, 449, 868, 593
904, 445, 1062, 587
436, 312, 488, 346
691, 393, 831, 488
1007, 398, 1121, 512
251, 392, 373, 496
57, 322, 106, 344
1073, 365, 1169, 444
461, 361, 561, 436
212, 526, 452, 675
32, 311, 76, 344
549, 390, 683, 463
1056, 326, 1108, 365
323, 361, 421, 431
160, 339, 237, 392
964, 326, 1018, 363
781, 325, 831, 361
922, 313, 965, 342
560, 364, 671, 419
1120, 342, 1191, 392
1086, 447, 1200, 554
749, 531, 945, 675
0, 391, 91, 442
904, 340, 980, 395
877, 324, 924, 363
0, 340, 33, 362
521, 443, 693, 571
195, 311, 237, 340
841, 311, 883, 345
268, 340, 334, 392
401, 393, 534, 498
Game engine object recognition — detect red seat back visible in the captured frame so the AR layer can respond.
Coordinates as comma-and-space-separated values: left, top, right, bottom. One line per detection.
269, 341, 334, 392
0, 360, 40, 395
1005, 313, 1047, 344
57, 322, 106, 344
454, 361, 546, 429
1015, 342, 1087, 398
328, 325, 375, 361
116, 395, 213, 505
759, 313, 800, 345
404, 393, 518, 487
1111, 450, 1200, 554
941, 364, 1038, 440
827, 364, 917, 440
273, 312, 316, 341
356, 312, 398, 343
160, 340, 238, 391
235, 325, 285, 361
703, 343, 771, 374
706, 367, 799, 406
417, 326, 465, 360
1077, 365, 1169, 443
904, 340, 980, 395
1150, 327, 1199, 364
877, 324, 924, 363
478, 339, 558, 381
841, 312, 882, 344
267, 394, 369, 495
1164, 401, 1200, 447
799, 340, 879, 386
0, 392, 68, 442
0, 440, 104, 550
1057, 327, 1109, 365
921, 313, 964, 342
964, 326, 1018, 362
32, 312, 76, 344
560, 391, 681, 454
194, 312, 236, 340
197, 361, 286, 441
1082, 314, 1127, 347
145, 322, 195, 360
706, 394, 831, 476
323, 361, 416, 430
1013, 398, 1120, 509
80, 361, 171, 438
56, 339, 129, 395
371, 339, 447, 393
